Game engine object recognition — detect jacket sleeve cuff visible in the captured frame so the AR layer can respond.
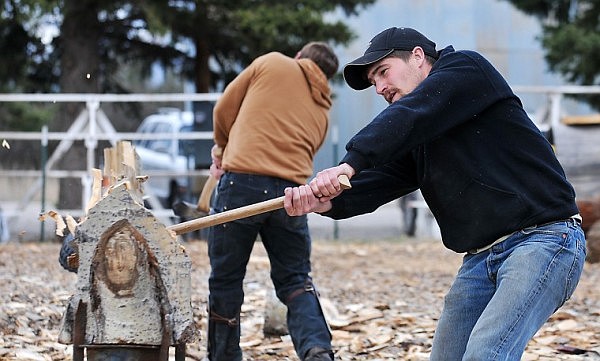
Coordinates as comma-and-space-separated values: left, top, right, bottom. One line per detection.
340, 151, 371, 174
318, 197, 347, 219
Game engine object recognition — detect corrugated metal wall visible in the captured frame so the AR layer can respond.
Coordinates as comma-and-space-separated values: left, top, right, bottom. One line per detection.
314, 0, 566, 171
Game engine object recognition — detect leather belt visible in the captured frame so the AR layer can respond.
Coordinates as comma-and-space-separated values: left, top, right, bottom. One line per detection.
468, 233, 511, 255
468, 214, 582, 255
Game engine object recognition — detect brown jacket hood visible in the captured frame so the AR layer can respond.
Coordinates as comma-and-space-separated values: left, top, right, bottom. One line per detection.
297, 58, 332, 108
213, 51, 331, 184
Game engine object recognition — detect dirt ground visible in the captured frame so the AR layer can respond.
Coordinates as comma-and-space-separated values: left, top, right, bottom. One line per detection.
1, 237, 599, 361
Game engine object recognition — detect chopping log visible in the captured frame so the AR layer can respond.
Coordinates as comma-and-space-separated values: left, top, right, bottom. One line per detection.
576, 197, 600, 263
263, 289, 289, 337
586, 221, 600, 263
56, 141, 197, 361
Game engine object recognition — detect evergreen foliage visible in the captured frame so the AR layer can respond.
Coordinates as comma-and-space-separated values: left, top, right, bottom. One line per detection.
503, 0, 600, 109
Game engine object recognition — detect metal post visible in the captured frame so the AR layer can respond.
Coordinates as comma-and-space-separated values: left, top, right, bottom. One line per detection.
331, 124, 340, 240
40, 125, 48, 242
548, 92, 563, 154
83, 100, 100, 211
549, 93, 562, 130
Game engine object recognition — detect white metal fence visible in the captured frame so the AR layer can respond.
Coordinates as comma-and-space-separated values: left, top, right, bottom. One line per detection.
1, 87, 599, 242
0, 93, 221, 241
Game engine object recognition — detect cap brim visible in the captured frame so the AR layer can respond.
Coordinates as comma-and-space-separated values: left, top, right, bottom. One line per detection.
343, 49, 394, 90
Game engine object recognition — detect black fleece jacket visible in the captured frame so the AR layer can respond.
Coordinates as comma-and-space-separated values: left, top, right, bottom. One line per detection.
324, 46, 578, 253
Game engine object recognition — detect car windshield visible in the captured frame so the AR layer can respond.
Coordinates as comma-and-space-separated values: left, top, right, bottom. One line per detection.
135, 121, 175, 154
179, 125, 195, 156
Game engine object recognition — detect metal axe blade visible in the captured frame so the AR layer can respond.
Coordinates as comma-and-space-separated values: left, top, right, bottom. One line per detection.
172, 174, 217, 220
172, 201, 208, 219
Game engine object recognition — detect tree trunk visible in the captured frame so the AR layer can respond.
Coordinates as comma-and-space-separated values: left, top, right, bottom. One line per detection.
56, 0, 102, 210
194, 36, 210, 93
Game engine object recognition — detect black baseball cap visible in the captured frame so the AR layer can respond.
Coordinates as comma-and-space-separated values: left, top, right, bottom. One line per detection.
343, 27, 438, 90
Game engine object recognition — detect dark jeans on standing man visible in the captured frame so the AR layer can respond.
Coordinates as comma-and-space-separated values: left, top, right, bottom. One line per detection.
207, 172, 332, 361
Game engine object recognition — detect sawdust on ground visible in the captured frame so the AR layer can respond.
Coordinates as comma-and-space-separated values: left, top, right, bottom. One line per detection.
0, 237, 599, 360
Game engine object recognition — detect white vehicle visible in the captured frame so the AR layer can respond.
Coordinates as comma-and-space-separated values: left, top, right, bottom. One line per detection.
133, 108, 200, 207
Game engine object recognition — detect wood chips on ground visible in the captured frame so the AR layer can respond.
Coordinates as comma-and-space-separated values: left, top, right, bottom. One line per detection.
1, 238, 599, 360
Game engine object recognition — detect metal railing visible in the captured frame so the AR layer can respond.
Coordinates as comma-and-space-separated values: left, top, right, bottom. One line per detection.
1, 87, 599, 241
0, 93, 221, 241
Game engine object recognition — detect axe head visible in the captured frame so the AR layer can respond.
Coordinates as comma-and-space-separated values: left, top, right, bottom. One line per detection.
173, 201, 209, 220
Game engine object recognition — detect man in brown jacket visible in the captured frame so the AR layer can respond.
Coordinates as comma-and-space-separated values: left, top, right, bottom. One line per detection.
206, 42, 339, 361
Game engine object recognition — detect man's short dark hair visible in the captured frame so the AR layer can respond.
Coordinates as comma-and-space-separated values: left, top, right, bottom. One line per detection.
389, 49, 437, 66
299, 42, 339, 79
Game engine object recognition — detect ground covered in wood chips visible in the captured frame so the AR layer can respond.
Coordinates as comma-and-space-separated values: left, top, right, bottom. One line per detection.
1, 238, 599, 361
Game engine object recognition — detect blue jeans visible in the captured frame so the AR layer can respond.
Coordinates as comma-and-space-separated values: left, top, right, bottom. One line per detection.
207, 172, 331, 361
431, 218, 586, 361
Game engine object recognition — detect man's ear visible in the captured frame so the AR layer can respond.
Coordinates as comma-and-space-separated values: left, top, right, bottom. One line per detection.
412, 47, 425, 65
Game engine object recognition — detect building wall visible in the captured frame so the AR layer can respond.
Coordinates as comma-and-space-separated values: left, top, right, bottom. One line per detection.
314, 0, 565, 171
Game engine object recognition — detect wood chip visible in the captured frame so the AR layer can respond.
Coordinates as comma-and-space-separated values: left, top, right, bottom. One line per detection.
1, 239, 599, 360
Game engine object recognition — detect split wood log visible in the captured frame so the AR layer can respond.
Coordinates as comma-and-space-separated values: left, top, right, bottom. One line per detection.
57, 141, 198, 355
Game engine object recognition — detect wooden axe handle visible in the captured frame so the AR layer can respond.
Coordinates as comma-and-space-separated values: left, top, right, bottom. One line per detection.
197, 175, 218, 213
168, 175, 351, 235
197, 146, 222, 212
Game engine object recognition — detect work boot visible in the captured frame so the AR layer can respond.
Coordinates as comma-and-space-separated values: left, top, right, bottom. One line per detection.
304, 347, 333, 361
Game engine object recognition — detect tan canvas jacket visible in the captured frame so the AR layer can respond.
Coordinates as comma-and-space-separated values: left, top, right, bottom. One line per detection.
213, 52, 332, 185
